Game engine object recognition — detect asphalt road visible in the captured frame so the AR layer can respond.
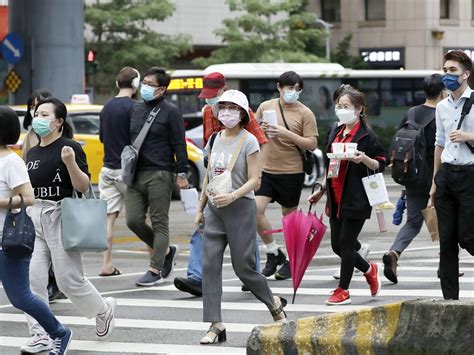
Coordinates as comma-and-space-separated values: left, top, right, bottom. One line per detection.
1, 179, 473, 354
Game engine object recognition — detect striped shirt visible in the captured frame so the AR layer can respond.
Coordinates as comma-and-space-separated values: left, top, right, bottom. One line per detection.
435, 86, 474, 165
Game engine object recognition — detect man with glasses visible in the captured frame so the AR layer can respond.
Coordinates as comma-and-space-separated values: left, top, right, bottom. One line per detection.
255, 71, 318, 280
126, 67, 189, 286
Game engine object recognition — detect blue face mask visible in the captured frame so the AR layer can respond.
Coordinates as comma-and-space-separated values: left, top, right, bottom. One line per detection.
140, 84, 157, 102
283, 89, 300, 104
442, 74, 462, 91
205, 96, 219, 106
32, 117, 55, 137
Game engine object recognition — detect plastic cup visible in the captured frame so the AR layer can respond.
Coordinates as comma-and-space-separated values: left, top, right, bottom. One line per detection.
345, 143, 358, 152
332, 143, 345, 158
376, 208, 387, 233
263, 110, 278, 137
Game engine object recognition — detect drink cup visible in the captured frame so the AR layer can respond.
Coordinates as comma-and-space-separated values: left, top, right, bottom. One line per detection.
332, 143, 345, 158
345, 143, 358, 152
376, 207, 387, 233
263, 110, 278, 137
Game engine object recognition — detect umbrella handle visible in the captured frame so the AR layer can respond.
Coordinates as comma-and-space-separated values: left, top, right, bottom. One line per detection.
308, 182, 322, 213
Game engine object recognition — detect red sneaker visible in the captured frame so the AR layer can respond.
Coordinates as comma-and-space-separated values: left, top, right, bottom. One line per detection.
365, 261, 381, 297
325, 287, 351, 305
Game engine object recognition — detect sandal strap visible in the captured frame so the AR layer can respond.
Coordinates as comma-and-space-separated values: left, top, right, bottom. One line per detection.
270, 304, 284, 317
208, 326, 224, 335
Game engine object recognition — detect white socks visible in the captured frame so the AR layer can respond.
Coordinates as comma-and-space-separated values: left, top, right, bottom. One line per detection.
265, 242, 279, 255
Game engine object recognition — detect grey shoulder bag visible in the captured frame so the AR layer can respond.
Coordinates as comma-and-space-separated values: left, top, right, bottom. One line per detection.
121, 106, 161, 186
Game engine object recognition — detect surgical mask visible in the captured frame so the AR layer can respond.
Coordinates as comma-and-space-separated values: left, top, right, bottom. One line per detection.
283, 90, 300, 104
32, 117, 55, 137
335, 108, 357, 125
442, 74, 462, 91
140, 84, 156, 102
205, 96, 219, 106
218, 109, 241, 128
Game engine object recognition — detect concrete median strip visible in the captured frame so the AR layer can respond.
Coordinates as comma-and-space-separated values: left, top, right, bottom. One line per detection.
247, 299, 474, 354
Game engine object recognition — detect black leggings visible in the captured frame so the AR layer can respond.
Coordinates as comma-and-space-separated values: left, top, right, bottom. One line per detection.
330, 217, 370, 290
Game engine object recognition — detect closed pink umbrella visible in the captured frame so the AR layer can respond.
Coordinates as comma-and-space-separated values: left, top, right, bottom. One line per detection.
264, 204, 327, 303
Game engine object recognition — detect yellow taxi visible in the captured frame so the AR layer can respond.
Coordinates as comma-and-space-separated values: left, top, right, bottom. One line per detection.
10, 104, 206, 193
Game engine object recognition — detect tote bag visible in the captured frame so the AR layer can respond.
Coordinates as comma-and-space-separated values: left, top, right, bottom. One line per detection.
61, 185, 108, 252
362, 172, 389, 206
1, 195, 36, 258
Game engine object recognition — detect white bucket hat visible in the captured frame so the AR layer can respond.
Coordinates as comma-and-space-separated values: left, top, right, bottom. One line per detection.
216, 89, 250, 121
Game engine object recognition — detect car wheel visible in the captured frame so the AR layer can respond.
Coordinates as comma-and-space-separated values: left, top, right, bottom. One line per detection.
172, 163, 200, 199
303, 161, 319, 187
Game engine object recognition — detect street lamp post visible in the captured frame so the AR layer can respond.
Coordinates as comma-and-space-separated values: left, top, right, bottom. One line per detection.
314, 18, 333, 61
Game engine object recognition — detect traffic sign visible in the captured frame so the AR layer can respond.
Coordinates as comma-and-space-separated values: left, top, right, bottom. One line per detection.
4, 69, 22, 92
1, 32, 25, 65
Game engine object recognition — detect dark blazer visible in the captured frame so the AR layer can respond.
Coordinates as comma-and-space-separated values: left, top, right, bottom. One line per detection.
324, 120, 386, 220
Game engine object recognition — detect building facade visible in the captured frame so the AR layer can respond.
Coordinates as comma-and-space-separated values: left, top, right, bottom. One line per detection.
145, 0, 474, 70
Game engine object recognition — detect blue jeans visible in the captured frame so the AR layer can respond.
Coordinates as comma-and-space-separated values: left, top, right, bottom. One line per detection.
0, 250, 65, 338
187, 229, 261, 283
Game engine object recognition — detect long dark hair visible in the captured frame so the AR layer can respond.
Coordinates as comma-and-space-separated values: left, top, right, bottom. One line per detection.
23, 89, 52, 130
36, 97, 74, 139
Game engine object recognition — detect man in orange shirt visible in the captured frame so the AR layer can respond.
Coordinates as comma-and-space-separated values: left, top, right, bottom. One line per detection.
174, 72, 268, 296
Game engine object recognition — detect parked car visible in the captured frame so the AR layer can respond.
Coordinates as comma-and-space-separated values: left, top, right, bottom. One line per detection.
186, 123, 324, 187
9, 105, 206, 197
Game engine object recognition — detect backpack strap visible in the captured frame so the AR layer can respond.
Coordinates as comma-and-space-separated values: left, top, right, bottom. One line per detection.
457, 92, 474, 153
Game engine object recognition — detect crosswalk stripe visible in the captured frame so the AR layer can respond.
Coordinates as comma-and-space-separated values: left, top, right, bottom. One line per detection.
52, 298, 371, 313
0, 313, 256, 333
301, 275, 474, 284
140, 285, 474, 298
0, 336, 245, 354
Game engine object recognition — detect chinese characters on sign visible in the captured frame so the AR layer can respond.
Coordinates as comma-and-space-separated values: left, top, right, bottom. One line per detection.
168, 77, 203, 91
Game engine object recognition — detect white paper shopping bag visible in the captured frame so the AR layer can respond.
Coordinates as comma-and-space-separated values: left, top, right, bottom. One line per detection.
180, 188, 199, 214
362, 173, 389, 206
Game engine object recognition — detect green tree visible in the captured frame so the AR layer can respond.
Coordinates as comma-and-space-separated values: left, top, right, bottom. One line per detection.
193, 0, 326, 68
85, 0, 191, 87
331, 34, 368, 69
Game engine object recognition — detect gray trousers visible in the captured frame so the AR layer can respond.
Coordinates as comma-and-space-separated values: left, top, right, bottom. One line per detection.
390, 188, 429, 254
125, 170, 175, 270
202, 198, 274, 322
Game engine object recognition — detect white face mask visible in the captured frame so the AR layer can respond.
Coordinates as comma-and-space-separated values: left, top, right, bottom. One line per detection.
335, 108, 357, 125
218, 109, 241, 128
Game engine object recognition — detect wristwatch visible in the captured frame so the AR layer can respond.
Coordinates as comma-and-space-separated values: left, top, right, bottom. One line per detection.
177, 172, 187, 179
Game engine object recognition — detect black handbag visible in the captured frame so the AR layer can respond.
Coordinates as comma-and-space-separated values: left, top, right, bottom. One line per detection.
2, 195, 36, 258
278, 102, 315, 175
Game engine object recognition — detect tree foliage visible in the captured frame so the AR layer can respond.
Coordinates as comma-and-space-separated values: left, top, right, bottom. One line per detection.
85, 0, 191, 86
193, 0, 326, 68
330, 33, 368, 69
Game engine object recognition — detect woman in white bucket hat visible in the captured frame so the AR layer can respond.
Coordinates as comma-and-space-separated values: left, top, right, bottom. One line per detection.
195, 90, 287, 344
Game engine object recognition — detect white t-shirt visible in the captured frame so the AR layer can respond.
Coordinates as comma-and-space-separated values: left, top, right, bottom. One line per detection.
0, 153, 31, 243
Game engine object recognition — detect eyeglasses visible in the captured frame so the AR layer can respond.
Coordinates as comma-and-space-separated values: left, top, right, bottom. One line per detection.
282, 85, 302, 92
335, 104, 355, 110
217, 103, 241, 111
142, 80, 161, 88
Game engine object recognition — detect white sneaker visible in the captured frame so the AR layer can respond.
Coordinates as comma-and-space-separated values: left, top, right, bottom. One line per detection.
333, 243, 371, 279
20, 333, 52, 353
96, 297, 116, 339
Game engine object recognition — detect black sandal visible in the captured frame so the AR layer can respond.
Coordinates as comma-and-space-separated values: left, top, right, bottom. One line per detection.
200, 326, 227, 344
270, 296, 287, 322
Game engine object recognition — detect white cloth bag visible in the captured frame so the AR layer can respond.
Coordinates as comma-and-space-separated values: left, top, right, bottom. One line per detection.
205, 132, 247, 200
362, 172, 389, 206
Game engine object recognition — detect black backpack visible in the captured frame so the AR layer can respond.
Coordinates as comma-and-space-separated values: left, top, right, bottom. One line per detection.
389, 107, 434, 187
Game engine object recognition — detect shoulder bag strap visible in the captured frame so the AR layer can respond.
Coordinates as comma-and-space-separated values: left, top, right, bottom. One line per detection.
278, 101, 304, 155
457, 92, 474, 153
132, 106, 161, 151
226, 131, 248, 172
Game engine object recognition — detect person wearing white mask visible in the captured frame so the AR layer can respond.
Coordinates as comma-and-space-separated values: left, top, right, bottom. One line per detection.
308, 85, 385, 305
255, 71, 318, 281
195, 89, 287, 344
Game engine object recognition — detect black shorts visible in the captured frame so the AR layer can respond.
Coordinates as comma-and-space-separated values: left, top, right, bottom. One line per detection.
256, 172, 305, 208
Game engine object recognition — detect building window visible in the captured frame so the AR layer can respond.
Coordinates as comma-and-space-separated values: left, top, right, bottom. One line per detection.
321, 0, 341, 22
472, 0, 474, 19
440, 0, 450, 19
365, 0, 385, 21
